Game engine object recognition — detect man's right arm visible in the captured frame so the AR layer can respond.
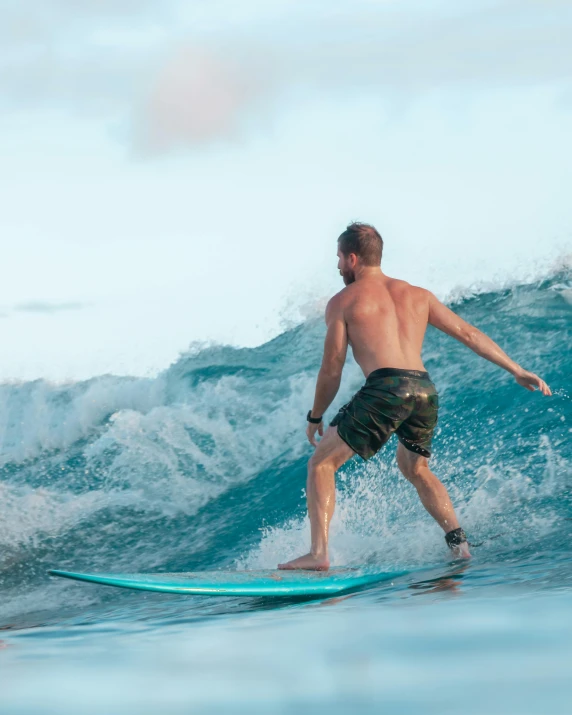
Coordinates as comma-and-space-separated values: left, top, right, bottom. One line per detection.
426, 291, 552, 395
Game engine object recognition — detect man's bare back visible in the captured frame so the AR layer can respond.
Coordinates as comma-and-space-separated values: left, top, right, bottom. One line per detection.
277, 222, 551, 571
336, 275, 429, 377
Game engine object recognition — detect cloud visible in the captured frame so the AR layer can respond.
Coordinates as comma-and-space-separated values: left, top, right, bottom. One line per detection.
0, 0, 171, 113
1, 0, 571, 149
141, 0, 572, 149
141, 45, 265, 150
13, 301, 88, 314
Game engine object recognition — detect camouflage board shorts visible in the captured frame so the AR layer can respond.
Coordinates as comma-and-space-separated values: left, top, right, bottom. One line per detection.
330, 367, 439, 460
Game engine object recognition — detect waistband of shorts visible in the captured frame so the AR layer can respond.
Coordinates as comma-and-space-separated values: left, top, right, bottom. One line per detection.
365, 367, 430, 381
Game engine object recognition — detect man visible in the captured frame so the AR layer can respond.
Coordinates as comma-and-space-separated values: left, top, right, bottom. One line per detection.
278, 222, 552, 571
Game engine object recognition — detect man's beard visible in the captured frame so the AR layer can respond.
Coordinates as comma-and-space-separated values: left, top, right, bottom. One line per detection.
340, 268, 355, 285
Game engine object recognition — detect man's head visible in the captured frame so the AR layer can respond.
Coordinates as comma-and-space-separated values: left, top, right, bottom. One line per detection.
337, 222, 383, 285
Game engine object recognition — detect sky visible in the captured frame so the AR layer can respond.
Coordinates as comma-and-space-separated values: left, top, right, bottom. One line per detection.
1, 0, 571, 381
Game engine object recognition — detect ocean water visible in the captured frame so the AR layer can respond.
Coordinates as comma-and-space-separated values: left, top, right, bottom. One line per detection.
0, 267, 571, 714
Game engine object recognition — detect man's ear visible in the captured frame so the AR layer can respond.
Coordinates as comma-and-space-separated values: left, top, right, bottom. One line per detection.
349, 253, 358, 268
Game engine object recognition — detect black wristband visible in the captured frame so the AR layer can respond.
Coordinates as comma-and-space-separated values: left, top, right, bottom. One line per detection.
307, 410, 323, 424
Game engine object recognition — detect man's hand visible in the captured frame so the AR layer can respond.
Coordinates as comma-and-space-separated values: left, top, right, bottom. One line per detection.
306, 420, 324, 447
514, 368, 552, 395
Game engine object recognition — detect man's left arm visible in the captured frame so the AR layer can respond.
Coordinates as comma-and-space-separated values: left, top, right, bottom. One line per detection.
307, 297, 348, 446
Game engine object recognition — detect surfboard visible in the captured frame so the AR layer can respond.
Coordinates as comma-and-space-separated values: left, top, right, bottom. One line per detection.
48, 567, 408, 597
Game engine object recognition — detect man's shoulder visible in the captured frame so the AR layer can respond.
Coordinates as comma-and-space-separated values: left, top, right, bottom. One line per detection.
325, 286, 359, 322
387, 277, 431, 300
328, 286, 352, 303
325, 288, 348, 313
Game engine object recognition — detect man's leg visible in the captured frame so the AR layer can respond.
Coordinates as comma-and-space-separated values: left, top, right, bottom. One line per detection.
278, 426, 356, 570
396, 443, 471, 558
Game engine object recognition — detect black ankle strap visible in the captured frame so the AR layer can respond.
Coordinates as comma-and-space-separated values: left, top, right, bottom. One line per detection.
445, 528, 467, 549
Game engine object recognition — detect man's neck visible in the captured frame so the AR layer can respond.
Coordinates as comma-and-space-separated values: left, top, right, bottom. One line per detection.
354, 266, 384, 282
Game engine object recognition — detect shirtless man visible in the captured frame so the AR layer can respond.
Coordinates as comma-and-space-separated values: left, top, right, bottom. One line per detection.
278, 222, 552, 571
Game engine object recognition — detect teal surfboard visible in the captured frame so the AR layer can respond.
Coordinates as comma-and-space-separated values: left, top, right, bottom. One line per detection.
48, 568, 407, 597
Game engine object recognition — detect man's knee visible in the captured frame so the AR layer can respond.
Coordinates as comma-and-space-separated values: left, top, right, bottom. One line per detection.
397, 448, 430, 483
308, 452, 334, 474
308, 426, 354, 474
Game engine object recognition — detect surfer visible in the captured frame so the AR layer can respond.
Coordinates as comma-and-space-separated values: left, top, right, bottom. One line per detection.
278, 222, 552, 571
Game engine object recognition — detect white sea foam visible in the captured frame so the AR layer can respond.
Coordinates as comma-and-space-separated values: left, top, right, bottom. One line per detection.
0, 482, 123, 550
443, 252, 572, 306
0, 359, 358, 552
239, 432, 569, 571
0, 375, 165, 467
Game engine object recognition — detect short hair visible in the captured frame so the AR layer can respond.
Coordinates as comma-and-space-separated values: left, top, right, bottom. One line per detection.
338, 222, 383, 266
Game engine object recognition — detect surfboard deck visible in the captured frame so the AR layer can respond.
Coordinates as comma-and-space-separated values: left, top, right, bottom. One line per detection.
48, 567, 408, 597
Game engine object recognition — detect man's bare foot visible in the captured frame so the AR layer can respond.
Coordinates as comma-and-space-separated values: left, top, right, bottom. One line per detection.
451, 541, 472, 559
277, 552, 330, 571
